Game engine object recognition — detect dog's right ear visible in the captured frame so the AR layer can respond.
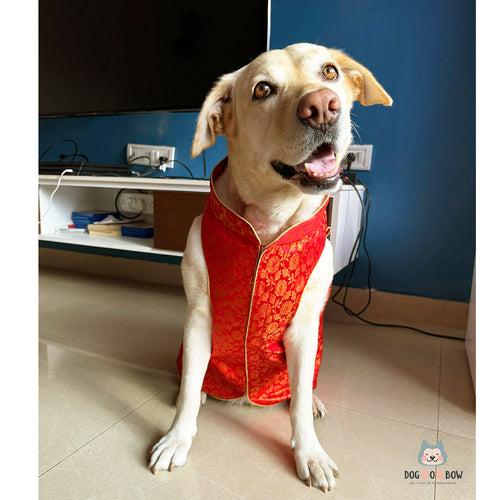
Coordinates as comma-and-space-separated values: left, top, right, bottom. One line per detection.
191, 71, 238, 158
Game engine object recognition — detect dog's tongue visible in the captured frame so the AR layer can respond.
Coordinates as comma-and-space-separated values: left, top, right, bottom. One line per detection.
304, 144, 337, 178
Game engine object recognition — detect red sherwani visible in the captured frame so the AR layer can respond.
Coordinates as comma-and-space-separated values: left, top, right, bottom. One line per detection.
177, 159, 330, 406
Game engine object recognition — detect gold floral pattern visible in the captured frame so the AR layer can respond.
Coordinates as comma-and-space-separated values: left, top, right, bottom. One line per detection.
177, 159, 330, 406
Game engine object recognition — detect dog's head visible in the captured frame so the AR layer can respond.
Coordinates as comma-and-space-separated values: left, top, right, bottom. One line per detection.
192, 43, 392, 193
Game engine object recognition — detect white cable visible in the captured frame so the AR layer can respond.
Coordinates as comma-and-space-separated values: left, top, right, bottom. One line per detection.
38, 168, 74, 225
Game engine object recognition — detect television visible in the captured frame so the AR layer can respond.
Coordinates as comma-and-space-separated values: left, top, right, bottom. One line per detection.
39, 0, 271, 117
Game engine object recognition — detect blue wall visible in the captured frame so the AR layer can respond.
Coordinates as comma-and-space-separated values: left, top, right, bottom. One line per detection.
39, 111, 227, 179
39, 0, 475, 301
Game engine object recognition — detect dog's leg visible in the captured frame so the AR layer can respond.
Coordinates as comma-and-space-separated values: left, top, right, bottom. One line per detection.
150, 217, 211, 474
284, 241, 338, 491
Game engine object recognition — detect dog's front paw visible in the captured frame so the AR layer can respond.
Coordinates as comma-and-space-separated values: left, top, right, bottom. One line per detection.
292, 438, 338, 492
149, 426, 195, 474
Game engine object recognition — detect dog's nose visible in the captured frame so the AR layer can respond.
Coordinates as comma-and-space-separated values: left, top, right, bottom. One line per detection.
430, 456, 435, 460
297, 89, 340, 128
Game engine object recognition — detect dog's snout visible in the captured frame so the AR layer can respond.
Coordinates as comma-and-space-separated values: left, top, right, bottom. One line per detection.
297, 89, 340, 129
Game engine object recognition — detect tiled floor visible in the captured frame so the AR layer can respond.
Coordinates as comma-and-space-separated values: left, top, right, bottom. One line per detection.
39, 267, 475, 499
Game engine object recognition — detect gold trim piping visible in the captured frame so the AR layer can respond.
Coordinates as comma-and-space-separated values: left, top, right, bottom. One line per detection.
210, 160, 330, 248
243, 245, 268, 406
210, 162, 262, 244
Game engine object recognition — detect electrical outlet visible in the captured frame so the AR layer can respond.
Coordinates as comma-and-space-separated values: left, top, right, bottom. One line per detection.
117, 193, 154, 215
127, 143, 175, 169
343, 144, 373, 171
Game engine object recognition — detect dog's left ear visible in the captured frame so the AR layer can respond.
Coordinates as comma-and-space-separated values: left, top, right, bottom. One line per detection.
333, 51, 393, 106
191, 70, 240, 158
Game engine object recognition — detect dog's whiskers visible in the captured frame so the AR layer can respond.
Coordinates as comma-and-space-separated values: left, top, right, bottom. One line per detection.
351, 120, 362, 143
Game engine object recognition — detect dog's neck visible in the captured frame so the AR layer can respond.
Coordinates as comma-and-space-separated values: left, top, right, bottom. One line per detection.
213, 155, 325, 246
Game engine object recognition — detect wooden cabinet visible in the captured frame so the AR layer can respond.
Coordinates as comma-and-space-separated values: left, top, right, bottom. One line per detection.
153, 191, 208, 252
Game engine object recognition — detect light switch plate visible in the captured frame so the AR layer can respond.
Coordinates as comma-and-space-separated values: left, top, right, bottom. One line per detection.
127, 143, 176, 169
343, 144, 373, 171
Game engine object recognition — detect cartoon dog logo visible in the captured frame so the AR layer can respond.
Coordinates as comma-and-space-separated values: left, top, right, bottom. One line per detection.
418, 441, 447, 466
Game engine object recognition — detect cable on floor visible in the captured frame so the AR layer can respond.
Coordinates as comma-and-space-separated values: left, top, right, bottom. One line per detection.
331, 174, 465, 341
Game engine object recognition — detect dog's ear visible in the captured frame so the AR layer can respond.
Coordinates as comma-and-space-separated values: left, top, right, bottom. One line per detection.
334, 51, 393, 107
191, 71, 239, 158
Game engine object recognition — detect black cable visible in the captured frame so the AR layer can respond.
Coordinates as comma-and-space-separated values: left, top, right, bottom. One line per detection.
58, 153, 89, 163
128, 155, 152, 164
355, 178, 373, 315
77, 160, 85, 176
331, 191, 364, 300
340, 178, 372, 315
331, 155, 364, 302
331, 299, 465, 340
158, 158, 194, 179
128, 155, 156, 177
129, 155, 192, 178
331, 175, 464, 341
39, 139, 79, 162
130, 167, 157, 177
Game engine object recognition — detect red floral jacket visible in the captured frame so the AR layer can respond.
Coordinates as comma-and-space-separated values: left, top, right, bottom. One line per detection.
177, 159, 330, 406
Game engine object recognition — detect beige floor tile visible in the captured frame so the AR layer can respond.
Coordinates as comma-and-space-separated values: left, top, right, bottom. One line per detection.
39, 268, 475, 497
438, 339, 475, 438
434, 432, 475, 500
244, 405, 438, 500
40, 380, 437, 500
39, 268, 185, 374
40, 332, 173, 373
39, 343, 173, 474
316, 323, 442, 429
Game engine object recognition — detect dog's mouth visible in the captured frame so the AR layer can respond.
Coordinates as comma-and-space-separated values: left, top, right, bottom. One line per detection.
271, 143, 342, 188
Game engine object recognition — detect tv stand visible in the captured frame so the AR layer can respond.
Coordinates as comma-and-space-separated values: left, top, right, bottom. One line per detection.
38, 175, 364, 272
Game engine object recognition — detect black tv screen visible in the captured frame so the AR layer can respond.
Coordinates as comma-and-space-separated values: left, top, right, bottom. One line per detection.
39, 0, 270, 116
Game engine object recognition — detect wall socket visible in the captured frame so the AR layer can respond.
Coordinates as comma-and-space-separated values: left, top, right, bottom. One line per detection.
342, 144, 373, 171
117, 193, 154, 215
127, 143, 175, 171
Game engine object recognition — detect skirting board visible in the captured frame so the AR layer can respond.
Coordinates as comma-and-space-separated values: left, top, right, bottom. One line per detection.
40, 247, 468, 338
39, 247, 183, 287
325, 288, 467, 338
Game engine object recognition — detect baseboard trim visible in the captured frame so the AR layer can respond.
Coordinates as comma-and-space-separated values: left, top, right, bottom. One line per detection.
39, 247, 183, 286
325, 287, 467, 339
40, 247, 468, 338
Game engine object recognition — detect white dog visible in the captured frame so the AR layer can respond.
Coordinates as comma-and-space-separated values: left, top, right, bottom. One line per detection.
150, 43, 392, 492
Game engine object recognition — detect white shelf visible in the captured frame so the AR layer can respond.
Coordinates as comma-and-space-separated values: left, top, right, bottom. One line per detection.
39, 232, 183, 257
38, 174, 210, 192
38, 175, 364, 271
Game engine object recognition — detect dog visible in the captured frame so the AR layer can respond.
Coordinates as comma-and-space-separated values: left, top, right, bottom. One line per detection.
149, 43, 392, 491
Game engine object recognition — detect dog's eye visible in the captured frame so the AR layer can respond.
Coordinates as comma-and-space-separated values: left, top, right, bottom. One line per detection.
322, 64, 338, 80
253, 82, 273, 100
